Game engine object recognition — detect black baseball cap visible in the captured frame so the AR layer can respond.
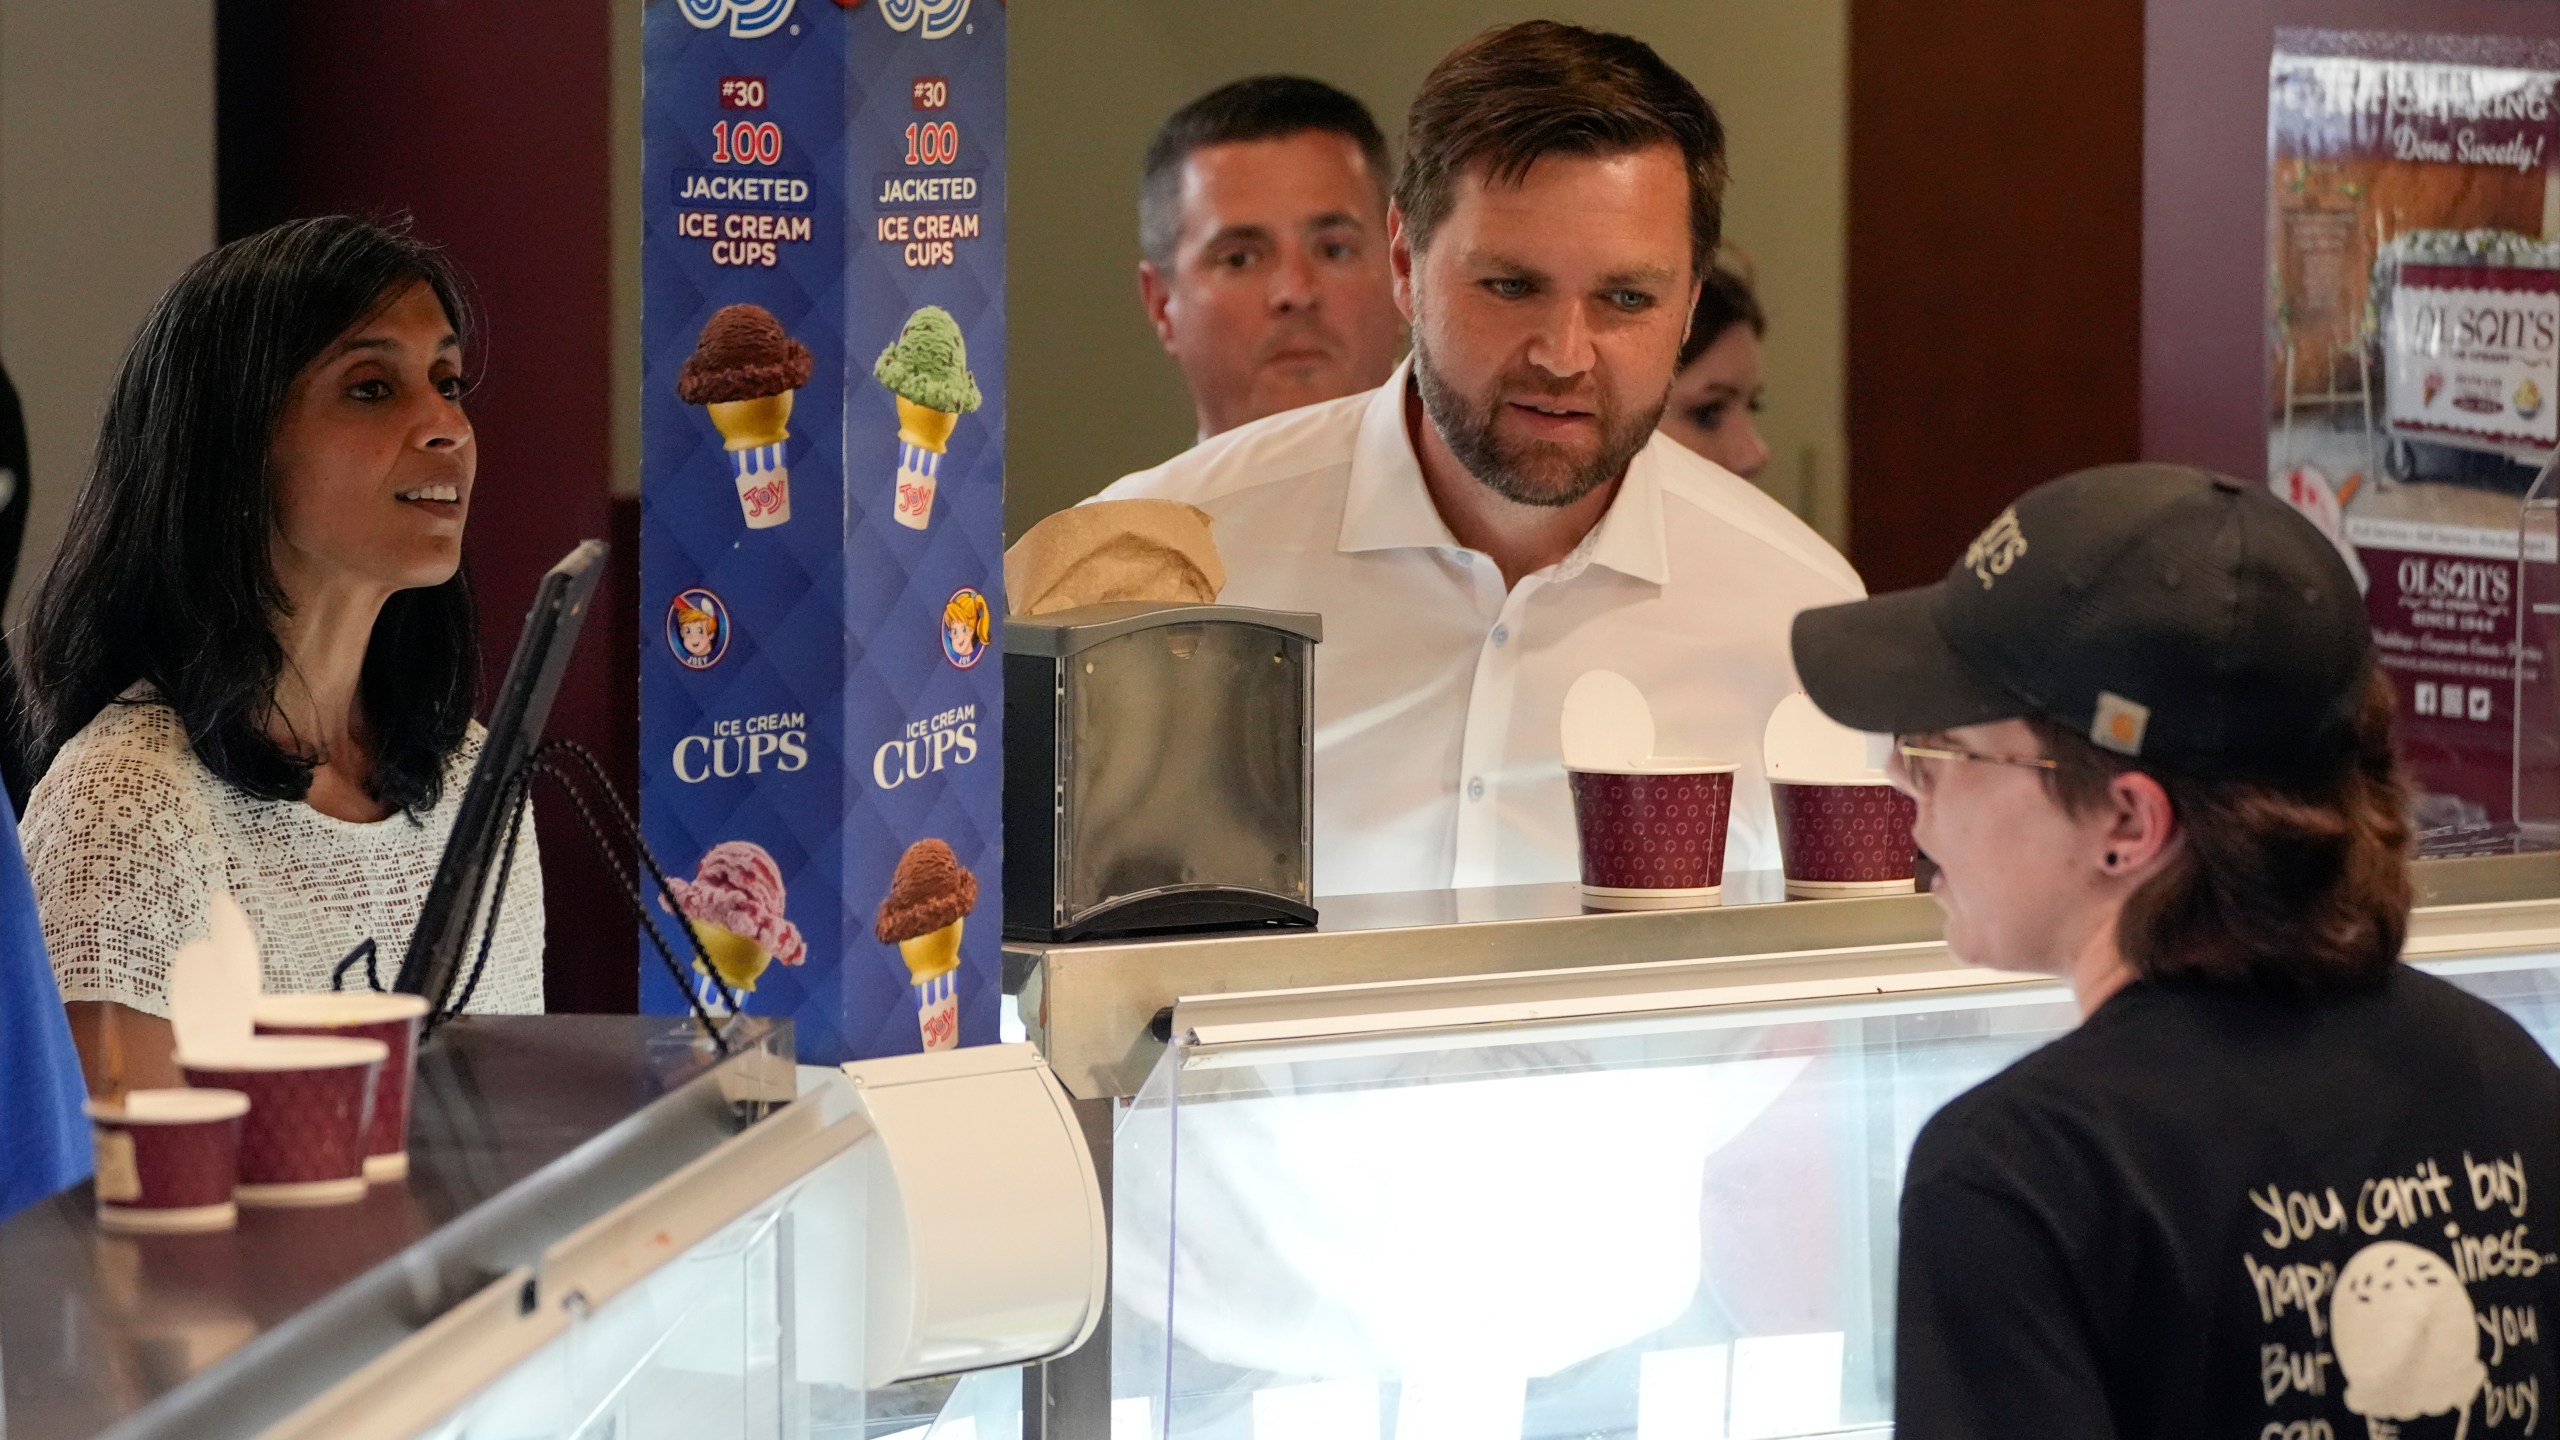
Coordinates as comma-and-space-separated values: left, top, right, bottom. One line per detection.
1790, 464, 2374, 783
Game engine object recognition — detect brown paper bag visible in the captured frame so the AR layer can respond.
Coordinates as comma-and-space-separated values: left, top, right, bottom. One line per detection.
1004, 500, 1226, 616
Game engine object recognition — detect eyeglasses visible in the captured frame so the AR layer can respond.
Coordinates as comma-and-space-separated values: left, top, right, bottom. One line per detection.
1894, 736, 2059, 792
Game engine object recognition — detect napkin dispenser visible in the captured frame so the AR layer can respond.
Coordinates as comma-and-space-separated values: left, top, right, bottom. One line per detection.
1004, 602, 1320, 941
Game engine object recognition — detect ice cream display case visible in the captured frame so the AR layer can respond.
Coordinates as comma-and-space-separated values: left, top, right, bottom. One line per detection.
0, 1020, 1104, 1440
1005, 854, 2560, 1440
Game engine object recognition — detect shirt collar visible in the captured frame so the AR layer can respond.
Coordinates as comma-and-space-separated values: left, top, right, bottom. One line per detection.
1335, 356, 1671, 586
1338, 358, 1458, 554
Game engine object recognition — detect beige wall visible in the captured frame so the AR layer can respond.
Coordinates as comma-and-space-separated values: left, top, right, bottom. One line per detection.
0, 0, 217, 618
1006, 0, 1848, 544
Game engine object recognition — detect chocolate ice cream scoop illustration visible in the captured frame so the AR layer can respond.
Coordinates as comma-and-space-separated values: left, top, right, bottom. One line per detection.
678, 304, 813, 530
872, 306, 982, 532
2332, 1239, 2486, 1440
876, 838, 977, 1051
663, 839, 807, 1000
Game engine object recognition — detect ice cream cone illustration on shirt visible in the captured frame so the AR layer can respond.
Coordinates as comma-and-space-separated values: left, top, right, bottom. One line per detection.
875, 839, 977, 1051
678, 304, 813, 529
663, 840, 807, 1003
2332, 1240, 2486, 1440
872, 306, 982, 531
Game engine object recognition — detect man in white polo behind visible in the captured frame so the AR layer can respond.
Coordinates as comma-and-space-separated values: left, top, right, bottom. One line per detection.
1100, 20, 1858, 897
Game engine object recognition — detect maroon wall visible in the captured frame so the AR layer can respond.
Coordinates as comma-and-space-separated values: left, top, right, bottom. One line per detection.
221, 1, 638, 1012
2142, 0, 2560, 474
1846, 1, 2148, 593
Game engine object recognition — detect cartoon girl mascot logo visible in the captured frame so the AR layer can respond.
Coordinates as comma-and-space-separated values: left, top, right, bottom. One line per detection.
667, 589, 733, 671
942, 587, 991, 669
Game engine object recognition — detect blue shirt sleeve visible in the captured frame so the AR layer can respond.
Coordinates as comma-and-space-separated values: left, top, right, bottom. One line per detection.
1, 787, 91, 1219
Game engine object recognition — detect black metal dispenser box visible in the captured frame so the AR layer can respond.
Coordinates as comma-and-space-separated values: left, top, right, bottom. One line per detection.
1004, 602, 1321, 942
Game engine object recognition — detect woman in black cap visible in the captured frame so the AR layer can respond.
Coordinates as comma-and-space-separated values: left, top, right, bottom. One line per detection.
1791, 463, 2558, 1439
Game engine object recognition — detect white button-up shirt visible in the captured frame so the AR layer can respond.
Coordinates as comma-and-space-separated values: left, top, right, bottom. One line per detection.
1098, 359, 1862, 896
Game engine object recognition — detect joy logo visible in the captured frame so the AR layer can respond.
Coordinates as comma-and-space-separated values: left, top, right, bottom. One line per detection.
680, 0, 796, 40
879, 0, 971, 40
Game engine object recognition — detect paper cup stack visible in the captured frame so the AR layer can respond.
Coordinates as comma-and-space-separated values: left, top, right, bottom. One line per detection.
118, 893, 396, 1224
1763, 692, 1918, 898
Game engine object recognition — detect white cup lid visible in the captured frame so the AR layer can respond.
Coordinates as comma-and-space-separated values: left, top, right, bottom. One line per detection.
167, 891, 264, 1059
1764, 691, 1891, 782
85, 1088, 251, 1123
177, 1034, 388, 1072
1562, 669, 1656, 769
252, 991, 429, 1027
1567, 757, 1736, 776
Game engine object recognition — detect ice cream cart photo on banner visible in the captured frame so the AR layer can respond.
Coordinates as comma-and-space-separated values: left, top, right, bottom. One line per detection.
2267, 28, 2560, 853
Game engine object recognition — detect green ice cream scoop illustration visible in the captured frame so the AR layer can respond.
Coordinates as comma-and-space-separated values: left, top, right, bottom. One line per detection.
874, 306, 983, 419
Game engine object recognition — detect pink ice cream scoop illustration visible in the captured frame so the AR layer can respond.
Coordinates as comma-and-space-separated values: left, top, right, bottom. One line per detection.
662, 840, 807, 997
2332, 1239, 2487, 1440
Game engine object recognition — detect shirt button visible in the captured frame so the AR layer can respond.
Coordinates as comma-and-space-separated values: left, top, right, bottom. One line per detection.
1467, 776, 1486, 801
1491, 625, 1510, 647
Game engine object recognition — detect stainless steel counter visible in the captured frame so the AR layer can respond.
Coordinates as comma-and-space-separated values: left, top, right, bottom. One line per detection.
1005, 852, 2560, 1099
0, 1014, 792, 1440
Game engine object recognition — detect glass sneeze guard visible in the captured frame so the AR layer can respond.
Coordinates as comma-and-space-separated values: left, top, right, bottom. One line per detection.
1108, 901, 2560, 1440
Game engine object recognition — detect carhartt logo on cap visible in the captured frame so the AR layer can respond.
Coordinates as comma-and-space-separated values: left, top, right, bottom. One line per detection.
1964, 507, 2027, 590
2092, 691, 2149, 756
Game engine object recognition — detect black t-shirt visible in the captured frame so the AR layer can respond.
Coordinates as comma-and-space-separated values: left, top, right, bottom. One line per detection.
1896, 967, 2560, 1440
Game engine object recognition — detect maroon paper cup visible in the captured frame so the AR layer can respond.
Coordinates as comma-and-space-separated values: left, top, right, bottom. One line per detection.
1773, 779, 1918, 897
85, 1089, 250, 1234
179, 1036, 386, 1207
253, 992, 428, 1181
1567, 762, 1738, 909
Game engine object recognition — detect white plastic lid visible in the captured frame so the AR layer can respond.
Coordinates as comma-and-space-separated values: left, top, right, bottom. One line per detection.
176, 1034, 388, 1073
1566, 757, 1736, 776
1561, 669, 1656, 769
251, 991, 429, 1027
167, 891, 262, 1060
1763, 692, 1891, 784
85, 1087, 251, 1123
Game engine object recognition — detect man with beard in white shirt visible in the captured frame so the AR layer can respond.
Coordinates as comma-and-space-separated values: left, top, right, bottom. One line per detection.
1099, 20, 1859, 898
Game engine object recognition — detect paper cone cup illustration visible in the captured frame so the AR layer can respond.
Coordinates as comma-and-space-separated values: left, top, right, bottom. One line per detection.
873, 306, 982, 532
662, 840, 807, 1011
876, 839, 977, 1052
678, 305, 813, 529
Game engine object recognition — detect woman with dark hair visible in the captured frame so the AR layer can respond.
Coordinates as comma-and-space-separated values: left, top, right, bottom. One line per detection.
1791, 464, 2559, 1437
19, 216, 543, 1091
1656, 253, 1768, 478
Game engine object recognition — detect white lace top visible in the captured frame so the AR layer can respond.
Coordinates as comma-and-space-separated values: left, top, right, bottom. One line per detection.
22, 691, 545, 1017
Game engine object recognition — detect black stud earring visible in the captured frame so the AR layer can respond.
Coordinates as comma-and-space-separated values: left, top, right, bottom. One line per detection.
2105, 852, 2120, 868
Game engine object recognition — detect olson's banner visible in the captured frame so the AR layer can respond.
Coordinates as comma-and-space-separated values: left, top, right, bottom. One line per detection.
640, 0, 1004, 1061
2267, 29, 2560, 854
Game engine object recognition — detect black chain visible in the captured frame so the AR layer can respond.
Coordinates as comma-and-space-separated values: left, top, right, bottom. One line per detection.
416, 739, 735, 1053
328, 937, 381, 993
525, 740, 736, 1048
